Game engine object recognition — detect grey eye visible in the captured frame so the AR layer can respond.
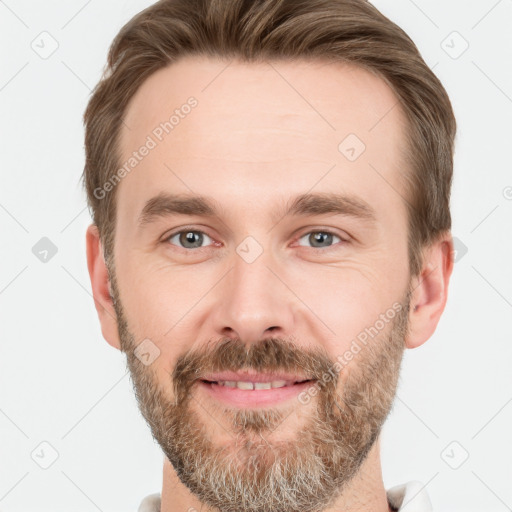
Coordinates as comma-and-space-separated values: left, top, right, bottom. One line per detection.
168, 230, 213, 249
297, 231, 341, 248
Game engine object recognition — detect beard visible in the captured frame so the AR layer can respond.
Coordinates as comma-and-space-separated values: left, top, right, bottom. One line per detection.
109, 272, 410, 512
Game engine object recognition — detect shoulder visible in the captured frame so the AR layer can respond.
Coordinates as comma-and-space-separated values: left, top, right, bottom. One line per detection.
386, 480, 433, 512
137, 493, 161, 512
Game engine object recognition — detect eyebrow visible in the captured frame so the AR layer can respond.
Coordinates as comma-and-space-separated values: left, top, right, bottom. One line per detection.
137, 191, 377, 228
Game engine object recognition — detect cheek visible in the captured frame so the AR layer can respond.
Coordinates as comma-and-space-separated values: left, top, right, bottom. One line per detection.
285, 257, 407, 351
113, 265, 198, 379
310, 274, 383, 318
116, 252, 201, 330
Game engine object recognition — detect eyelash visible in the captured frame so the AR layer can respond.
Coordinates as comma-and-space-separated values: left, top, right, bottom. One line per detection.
163, 228, 348, 251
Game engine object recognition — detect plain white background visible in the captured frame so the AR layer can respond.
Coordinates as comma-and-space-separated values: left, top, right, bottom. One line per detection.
0, 0, 511, 511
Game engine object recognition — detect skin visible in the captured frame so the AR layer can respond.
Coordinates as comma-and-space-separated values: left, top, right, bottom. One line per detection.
86, 56, 453, 511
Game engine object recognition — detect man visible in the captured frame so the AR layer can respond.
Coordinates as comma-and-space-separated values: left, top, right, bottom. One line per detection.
84, 0, 456, 510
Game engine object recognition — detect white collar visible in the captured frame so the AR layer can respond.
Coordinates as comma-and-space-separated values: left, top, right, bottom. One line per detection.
138, 479, 433, 512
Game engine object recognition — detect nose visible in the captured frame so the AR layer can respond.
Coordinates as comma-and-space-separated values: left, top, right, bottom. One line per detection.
210, 244, 296, 345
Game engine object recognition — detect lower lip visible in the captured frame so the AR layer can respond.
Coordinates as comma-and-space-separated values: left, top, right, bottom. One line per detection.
198, 380, 315, 408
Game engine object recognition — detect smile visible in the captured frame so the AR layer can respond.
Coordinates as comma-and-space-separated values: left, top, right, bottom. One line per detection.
201, 379, 309, 390
198, 376, 315, 408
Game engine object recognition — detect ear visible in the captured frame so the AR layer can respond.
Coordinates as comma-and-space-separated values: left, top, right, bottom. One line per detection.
405, 231, 454, 349
86, 224, 121, 350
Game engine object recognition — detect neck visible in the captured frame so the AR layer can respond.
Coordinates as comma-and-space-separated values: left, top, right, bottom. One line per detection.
160, 437, 391, 512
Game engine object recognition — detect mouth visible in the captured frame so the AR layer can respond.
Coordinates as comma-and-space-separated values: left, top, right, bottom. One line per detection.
197, 372, 316, 408
200, 379, 312, 389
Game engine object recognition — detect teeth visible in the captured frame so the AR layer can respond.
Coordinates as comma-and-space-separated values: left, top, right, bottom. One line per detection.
215, 380, 290, 390
254, 382, 271, 390
236, 381, 254, 390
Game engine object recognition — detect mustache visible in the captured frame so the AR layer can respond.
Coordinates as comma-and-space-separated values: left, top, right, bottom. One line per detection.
171, 337, 338, 405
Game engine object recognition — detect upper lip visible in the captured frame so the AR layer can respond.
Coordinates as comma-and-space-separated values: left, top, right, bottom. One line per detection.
200, 371, 313, 383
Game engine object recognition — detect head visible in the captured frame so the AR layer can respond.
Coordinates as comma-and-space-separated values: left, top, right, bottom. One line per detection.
84, 1, 455, 511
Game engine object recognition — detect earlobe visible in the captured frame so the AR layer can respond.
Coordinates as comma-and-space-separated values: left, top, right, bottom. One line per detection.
405, 233, 454, 349
85, 224, 122, 350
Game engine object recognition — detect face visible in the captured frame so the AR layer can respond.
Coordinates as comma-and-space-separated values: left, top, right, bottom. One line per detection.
108, 56, 413, 512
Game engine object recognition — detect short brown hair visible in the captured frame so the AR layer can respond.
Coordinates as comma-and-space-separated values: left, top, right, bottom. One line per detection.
82, 0, 456, 277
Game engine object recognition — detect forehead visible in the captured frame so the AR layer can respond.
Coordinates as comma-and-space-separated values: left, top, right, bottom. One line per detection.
118, 56, 408, 228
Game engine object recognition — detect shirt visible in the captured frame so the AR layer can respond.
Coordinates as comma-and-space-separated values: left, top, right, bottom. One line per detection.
137, 480, 433, 511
